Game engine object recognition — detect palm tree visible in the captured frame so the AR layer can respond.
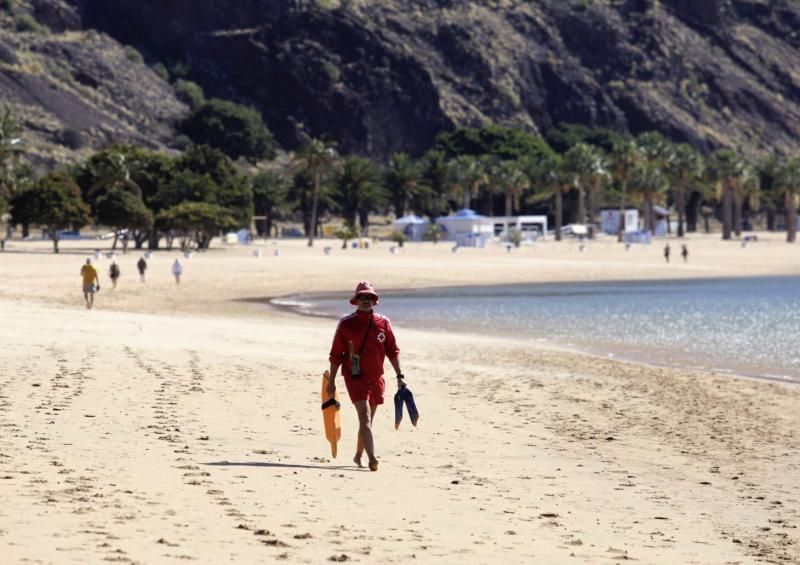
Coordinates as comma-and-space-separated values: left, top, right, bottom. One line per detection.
735, 167, 759, 237
610, 138, 640, 241
385, 152, 423, 217
488, 159, 528, 237
446, 155, 488, 210
88, 151, 142, 199
251, 170, 290, 238
293, 135, 339, 246
587, 152, 609, 240
663, 143, 704, 238
418, 150, 450, 219
563, 143, 606, 237
775, 157, 800, 243
526, 153, 572, 241
756, 155, 782, 231
336, 156, 386, 235
628, 160, 668, 233
707, 149, 747, 240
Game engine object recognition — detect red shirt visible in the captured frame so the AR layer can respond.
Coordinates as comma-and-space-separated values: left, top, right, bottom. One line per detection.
329, 310, 400, 380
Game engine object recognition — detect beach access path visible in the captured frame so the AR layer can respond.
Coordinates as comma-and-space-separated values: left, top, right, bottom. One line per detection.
0, 234, 798, 563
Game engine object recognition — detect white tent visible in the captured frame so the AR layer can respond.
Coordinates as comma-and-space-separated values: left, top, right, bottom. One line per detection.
436, 209, 493, 247
393, 214, 429, 242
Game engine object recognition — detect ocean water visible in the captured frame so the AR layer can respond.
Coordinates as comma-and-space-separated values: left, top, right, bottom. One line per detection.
274, 276, 800, 383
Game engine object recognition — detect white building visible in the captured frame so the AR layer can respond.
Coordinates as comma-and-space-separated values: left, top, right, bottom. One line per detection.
436, 209, 494, 247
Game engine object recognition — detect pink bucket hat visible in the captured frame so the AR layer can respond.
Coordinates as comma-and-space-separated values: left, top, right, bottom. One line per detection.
349, 281, 380, 305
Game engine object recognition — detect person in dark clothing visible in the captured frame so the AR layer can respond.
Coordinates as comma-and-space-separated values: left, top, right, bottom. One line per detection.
681, 244, 689, 263
109, 261, 120, 288
137, 257, 147, 282
664, 243, 671, 263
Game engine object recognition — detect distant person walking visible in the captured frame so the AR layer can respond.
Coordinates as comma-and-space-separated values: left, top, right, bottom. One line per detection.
171, 258, 183, 284
327, 281, 404, 472
681, 244, 689, 263
137, 256, 147, 282
663, 243, 671, 264
80, 258, 100, 309
109, 260, 120, 289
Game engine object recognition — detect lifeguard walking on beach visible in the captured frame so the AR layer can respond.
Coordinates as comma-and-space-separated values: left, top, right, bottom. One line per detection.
327, 281, 404, 472
80, 258, 100, 309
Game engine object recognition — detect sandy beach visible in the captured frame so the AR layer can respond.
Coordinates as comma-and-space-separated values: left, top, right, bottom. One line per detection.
1, 233, 799, 564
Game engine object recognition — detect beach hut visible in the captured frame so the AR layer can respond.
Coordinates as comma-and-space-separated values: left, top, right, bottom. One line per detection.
436, 209, 494, 247
600, 208, 639, 235
492, 215, 548, 241
393, 214, 429, 242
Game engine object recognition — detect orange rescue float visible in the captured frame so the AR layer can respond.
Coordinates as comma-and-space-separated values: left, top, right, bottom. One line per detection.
321, 370, 341, 458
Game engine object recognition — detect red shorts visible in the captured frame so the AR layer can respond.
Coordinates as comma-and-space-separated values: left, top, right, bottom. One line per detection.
344, 375, 385, 405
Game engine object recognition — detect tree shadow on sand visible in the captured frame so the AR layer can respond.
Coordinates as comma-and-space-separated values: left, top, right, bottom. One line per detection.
204, 460, 367, 472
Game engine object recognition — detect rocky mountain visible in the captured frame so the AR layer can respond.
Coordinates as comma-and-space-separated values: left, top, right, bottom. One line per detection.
0, 0, 187, 167
3, 0, 800, 165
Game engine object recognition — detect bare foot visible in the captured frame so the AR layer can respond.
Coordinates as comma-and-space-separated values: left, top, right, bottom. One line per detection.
353, 455, 363, 468
368, 459, 379, 472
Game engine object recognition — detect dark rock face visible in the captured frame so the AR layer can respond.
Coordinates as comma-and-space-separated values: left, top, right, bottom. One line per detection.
31, 0, 82, 32
72, 0, 800, 160
5, 0, 800, 162
0, 6, 187, 166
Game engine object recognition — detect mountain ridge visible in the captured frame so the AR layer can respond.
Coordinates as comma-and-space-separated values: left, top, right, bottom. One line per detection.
2, 0, 800, 164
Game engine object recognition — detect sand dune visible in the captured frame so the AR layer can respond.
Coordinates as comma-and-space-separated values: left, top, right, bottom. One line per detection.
0, 234, 798, 563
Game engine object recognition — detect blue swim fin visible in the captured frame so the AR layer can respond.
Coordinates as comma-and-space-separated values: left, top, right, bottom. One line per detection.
403, 387, 419, 427
394, 386, 419, 429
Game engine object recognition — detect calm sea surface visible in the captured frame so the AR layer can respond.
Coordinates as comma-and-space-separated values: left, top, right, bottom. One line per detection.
274, 276, 800, 383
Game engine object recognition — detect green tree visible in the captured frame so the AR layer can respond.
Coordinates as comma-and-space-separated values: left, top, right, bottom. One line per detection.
0, 107, 33, 241
0, 107, 22, 194
545, 123, 625, 154
488, 160, 528, 227
707, 149, 747, 240
74, 145, 175, 248
756, 156, 783, 231
610, 138, 640, 241
418, 150, 451, 219
335, 156, 385, 234
434, 124, 553, 161
155, 202, 236, 250
130, 150, 176, 248
170, 145, 253, 227
563, 143, 607, 236
525, 153, 572, 241
251, 170, 289, 238
292, 136, 339, 246
174, 79, 205, 110
180, 99, 276, 163
95, 188, 153, 253
629, 161, 668, 234
774, 157, 800, 243
10, 171, 91, 253
385, 152, 424, 218
663, 143, 704, 238
446, 155, 488, 210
